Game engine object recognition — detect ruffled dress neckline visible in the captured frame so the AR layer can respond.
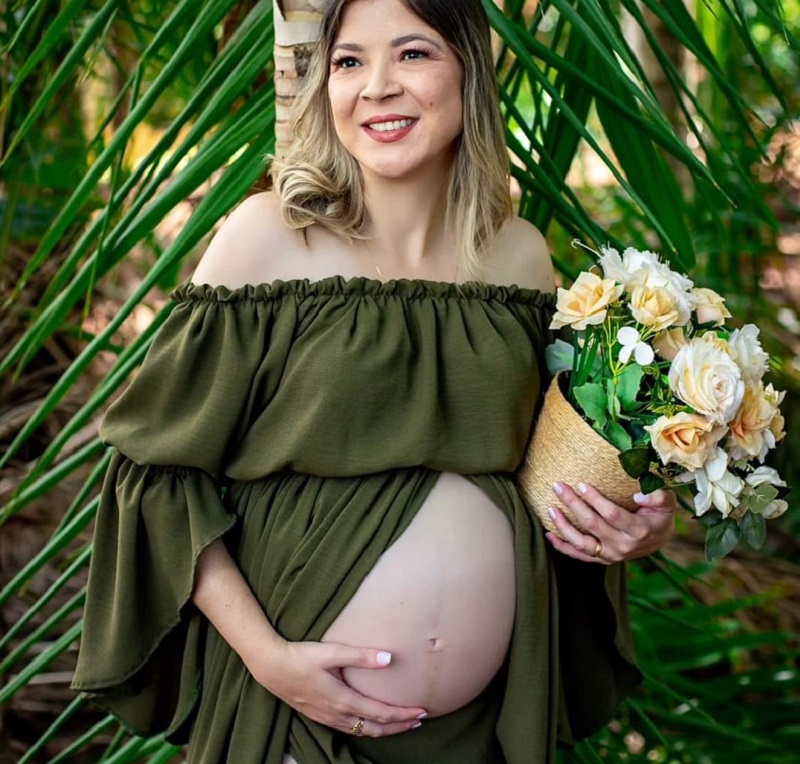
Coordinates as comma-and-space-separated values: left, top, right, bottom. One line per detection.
170, 274, 557, 306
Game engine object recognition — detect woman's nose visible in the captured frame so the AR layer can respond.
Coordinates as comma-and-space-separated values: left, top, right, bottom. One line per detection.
360, 62, 403, 101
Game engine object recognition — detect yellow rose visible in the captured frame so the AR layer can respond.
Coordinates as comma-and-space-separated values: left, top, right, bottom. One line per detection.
669, 338, 745, 425
653, 328, 688, 360
691, 287, 732, 326
549, 271, 623, 330
727, 382, 775, 460
630, 284, 681, 331
645, 412, 727, 471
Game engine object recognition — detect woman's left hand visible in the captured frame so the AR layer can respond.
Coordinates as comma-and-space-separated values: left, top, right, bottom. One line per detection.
544, 482, 676, 564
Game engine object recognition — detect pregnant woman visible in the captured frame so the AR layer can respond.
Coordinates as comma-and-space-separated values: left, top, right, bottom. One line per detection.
71, 1, 676, 762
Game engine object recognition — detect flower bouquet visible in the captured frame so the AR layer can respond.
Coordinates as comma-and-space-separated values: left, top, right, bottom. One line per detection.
517, 243, 790, 561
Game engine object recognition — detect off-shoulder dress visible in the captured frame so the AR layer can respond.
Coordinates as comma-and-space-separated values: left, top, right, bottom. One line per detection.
71, 275, 641, 764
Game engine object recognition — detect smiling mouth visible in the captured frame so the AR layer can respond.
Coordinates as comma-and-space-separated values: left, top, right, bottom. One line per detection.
365, 118, 417, 132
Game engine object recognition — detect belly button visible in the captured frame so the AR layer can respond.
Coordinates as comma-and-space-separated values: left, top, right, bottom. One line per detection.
427, 637, 446, 652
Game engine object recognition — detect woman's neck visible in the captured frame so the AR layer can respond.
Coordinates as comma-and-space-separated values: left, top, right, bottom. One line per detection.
361, 163, 453, 268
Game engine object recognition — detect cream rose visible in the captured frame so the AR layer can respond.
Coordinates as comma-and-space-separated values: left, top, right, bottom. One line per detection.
653, 327, 688, 360
669, 338, 745, 425
630, 284, 682, 331
549, 271, 623, 330
727, 325, 769, 382
644, 412, 727, 471
691, 287, 731, 326
727, 382, 778, 461
631, 264, 693, 322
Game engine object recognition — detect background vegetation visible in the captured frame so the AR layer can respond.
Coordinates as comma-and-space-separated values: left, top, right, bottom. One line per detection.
1, 0, 798, 761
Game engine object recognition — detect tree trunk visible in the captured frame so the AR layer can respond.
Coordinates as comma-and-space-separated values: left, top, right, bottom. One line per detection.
273, 0, 325, 156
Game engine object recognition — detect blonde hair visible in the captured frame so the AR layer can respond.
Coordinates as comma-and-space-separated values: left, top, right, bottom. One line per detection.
269, 0, 511, 281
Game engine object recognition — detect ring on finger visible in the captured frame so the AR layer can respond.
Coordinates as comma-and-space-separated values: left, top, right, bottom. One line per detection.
349, 717, 366, 736
589, 536, 603, 558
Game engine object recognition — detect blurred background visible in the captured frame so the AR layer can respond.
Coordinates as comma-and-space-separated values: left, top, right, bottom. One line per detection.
1, 0, 798, 761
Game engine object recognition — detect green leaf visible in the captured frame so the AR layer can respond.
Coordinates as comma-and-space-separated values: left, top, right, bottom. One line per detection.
695, 508, 724, 527
618, 446, 651, 478
605, 420, 633, 451
705, 519, 742, 562
749, 484, 780, 514
739, 511, 767, 550
616, 363, 645, 410
573, 382, 608, 426
639, 473, 666, 495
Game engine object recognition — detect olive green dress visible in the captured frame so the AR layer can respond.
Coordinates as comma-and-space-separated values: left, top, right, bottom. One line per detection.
71, 275, 641, 764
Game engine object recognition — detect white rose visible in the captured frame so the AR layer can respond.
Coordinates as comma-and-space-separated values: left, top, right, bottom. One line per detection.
727, 325, 769, 383
669, 338, 745, 425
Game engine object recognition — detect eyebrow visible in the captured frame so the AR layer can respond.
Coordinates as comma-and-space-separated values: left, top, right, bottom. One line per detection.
332, 34, 443, 54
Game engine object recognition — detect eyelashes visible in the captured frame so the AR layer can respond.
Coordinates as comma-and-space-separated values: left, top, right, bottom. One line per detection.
331, 48, 433, 70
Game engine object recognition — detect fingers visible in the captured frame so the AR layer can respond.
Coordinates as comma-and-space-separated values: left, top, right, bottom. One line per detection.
340, 714, 424, 738
322, 643, 393, 670
633, 488, 677, 512
545, 532, 610, 565
547, 504, 606, 558
555, 481, 637, 535
337, 685, 426, 725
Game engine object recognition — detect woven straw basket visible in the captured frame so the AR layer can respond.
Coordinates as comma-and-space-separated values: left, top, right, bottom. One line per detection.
516, 371, 641, 535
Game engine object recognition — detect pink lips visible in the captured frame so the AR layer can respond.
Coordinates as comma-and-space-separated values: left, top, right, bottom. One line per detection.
362, 118, 418, 143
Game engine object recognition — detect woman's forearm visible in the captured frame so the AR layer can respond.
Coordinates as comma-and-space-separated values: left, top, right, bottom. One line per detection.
191, 538, 286, 676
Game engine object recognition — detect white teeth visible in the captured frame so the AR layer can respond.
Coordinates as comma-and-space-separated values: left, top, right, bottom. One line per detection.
367, 118, 415, 132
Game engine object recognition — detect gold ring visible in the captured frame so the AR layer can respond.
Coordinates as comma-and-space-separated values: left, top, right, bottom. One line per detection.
350, 717, 365, 736
591, 537, 603, 558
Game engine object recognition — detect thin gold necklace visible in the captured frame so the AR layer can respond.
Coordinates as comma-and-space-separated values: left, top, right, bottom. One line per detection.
360, 239, 461, 285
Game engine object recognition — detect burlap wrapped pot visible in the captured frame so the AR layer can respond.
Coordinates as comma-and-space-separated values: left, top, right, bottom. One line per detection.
516, 371, 641, 535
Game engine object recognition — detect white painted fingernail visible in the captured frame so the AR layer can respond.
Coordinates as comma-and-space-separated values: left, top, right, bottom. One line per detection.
578, 482, 588, 494
417, 712, 428, 719
633, 492, 647, 504
412, 721, 422, 729
553, 482, 564, 496
377, 651, 392, 665
548, 507, 557, 521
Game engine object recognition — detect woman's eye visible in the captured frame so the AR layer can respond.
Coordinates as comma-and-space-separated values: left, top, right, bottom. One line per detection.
332, 56, 359, 69
401, 48, 430, 61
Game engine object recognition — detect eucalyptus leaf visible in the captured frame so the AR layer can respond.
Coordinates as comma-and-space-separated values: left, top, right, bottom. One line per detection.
545, 338, 576, 376
748, 484, 780, 514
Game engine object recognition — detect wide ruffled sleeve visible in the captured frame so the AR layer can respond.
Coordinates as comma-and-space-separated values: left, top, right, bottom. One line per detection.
71, 282, 298, 739
536, 306, 644, 744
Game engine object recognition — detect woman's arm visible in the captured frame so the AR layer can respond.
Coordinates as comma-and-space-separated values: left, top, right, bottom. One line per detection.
191, 540, 428, 737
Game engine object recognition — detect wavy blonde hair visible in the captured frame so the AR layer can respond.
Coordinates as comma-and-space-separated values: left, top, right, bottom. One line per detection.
269, 0, 511, 280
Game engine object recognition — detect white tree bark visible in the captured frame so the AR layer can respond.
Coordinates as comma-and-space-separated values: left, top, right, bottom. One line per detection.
273, 0, 325, 156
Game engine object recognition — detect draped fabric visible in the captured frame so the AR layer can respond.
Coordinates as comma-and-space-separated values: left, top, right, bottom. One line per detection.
72, 276, 641, 763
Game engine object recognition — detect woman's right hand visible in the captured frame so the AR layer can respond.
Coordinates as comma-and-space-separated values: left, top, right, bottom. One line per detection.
249, 640, 428, 738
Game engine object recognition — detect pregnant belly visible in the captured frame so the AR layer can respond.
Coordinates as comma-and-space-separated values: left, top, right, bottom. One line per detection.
320, 472, 516, 717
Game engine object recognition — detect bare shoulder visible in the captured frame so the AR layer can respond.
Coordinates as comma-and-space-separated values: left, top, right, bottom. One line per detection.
485, 216, 555, 294
190, 190, 303, 288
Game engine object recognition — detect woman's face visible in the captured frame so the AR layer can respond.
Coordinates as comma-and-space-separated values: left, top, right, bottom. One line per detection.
327, 0, 464, 181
